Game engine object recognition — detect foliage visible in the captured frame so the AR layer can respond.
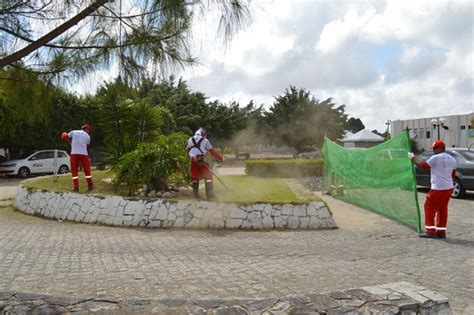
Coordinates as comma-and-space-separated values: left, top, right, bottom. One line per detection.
0, 1, 251, 82
245, 158, 324, 178
112, 132, 189, 195
0, 68, 96, 156
139, 76, 251, 145
262, 86, 347, 151
96, 78, 163, 163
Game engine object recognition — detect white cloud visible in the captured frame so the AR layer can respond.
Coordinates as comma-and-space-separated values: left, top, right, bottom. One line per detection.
315, 7, 377, 53
183, 0, 473, 131
72, 0, 473, 132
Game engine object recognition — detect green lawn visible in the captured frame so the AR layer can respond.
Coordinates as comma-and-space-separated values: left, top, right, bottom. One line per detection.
23, 171, 320, 204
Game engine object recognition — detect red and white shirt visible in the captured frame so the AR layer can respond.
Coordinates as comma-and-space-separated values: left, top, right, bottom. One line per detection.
186, 135, 213, 158
426, 152, 456, 190
68, 130, 90, 155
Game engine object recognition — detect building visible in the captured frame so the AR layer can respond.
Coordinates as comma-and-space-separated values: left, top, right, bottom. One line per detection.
340, 129, 384, 148
391, 112, 474, 151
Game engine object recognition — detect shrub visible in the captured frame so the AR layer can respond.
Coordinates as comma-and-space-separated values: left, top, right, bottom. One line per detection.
112, 132, 190, 194
245, 158, 323, 178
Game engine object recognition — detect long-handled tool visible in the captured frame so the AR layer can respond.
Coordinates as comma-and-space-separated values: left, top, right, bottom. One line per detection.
207, 163, 231, 191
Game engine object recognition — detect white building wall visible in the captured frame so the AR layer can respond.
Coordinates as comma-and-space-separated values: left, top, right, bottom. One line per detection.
391, 112, 474, 151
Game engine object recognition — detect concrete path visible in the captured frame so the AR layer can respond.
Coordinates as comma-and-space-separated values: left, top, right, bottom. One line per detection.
0, 176, 473, 314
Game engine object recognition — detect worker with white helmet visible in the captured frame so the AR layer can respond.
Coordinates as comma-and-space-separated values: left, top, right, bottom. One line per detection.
186, 127, 223, 199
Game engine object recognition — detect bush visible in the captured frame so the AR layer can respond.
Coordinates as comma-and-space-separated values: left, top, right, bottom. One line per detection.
112, 132, 190, 194
245, 158, 323, 178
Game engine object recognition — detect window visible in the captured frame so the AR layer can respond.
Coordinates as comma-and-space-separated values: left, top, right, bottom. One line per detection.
30, 151, 54, 160
419, 128, 424, 139
460, 125, 466, 130
426, 131, 431, 139
58, 151, 68, 158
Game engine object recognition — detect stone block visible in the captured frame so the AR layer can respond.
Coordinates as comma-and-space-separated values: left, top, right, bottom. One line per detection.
281, 204, 293, 216
155, 208, 169, 221
299, 216, 310, 228
261, 216, 274, 229
226, 218, 243, 229
263, 204, 273, 217
123, 201, 141, 216
308, 217, 322, 229
417, 289, 449, 304
248, 218, 263, 229
317, 207, 331, 219
307, 204, 318, 216
229, 208, 247, 219
288, 216, 299, 229
293, 206, 307, 217
176, 201, 191, 211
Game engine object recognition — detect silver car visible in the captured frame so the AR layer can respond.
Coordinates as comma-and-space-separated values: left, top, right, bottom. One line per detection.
0, 150, 70, 178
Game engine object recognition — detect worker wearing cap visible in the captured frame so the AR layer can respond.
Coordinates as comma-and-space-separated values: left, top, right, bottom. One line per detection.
409, 140, 456, 239
186, 127, 223, 199
61, 125, 94, 192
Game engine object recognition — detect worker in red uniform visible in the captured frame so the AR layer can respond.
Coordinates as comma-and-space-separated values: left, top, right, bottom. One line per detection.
186, 127, 223, 199
409, 140, 456, 239
61, 124, 94, 192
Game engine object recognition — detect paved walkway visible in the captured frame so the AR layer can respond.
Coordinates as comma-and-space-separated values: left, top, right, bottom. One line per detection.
0, 178, 473, 314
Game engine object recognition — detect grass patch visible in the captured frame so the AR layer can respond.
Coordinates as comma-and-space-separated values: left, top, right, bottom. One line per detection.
22, 171, 129, 196
23, 171, 320, 204
204, 175, 320, 204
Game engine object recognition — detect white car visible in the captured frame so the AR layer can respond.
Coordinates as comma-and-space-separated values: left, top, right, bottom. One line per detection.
0, 150, 70, 178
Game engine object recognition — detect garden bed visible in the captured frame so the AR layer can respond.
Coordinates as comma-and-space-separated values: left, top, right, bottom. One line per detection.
22, 171, 321, 204
15, 171, 336, 230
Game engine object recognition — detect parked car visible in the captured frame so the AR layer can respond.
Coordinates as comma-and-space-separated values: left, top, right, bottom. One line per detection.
296, 149, 322, 159
0, 150, 70, 178
0, 155, 6, 164
414, 148, 474, 198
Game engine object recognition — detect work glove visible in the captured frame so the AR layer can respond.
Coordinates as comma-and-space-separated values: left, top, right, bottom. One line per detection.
407, 152, 415, 160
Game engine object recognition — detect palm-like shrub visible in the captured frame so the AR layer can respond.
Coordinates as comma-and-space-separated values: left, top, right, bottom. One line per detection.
113, 132, 189, 195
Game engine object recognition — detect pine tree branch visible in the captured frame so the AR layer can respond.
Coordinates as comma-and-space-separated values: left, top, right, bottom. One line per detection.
0, 0, 110, 67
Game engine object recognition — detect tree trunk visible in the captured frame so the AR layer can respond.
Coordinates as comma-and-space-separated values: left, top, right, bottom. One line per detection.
0, 0, 109, 67
148, 176, 169, 192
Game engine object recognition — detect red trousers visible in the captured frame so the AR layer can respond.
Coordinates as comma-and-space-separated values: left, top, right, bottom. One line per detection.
70, 154, 93, 189
190, 159, 212, 183
424, 189, 453, 237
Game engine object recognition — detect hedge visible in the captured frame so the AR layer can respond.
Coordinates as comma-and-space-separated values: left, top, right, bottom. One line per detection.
245, 158, 323, 178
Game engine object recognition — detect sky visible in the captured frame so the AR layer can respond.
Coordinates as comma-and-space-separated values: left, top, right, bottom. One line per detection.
177, 0, 473, 132
73, 0, 473, 132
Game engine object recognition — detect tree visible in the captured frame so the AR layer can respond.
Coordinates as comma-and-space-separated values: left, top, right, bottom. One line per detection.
263, 86, 347, 151
345, 117, 365, 133
0, 1, 251, 82
0, 70, 97, 156
139, 76, 250, 145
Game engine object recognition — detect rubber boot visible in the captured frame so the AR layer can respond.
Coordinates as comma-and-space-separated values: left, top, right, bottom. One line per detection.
205, 181, 214, 200
192, 182, 200, 199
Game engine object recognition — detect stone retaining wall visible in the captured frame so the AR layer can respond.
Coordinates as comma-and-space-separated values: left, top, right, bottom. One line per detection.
14, 186, 336, 230
0, 282, 452, 314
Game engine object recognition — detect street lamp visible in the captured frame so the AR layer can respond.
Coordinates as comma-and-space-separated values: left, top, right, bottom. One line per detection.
385, 120, 391, 140
431, 117, 448, 140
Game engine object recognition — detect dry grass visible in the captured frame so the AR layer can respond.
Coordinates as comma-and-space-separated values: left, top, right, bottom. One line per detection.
23, 171, 320, 204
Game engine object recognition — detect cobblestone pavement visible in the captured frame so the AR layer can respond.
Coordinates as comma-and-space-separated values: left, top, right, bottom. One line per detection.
0, 179, 473, 314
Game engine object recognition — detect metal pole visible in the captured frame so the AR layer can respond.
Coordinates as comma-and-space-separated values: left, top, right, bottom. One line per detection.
53, 149, 58, 182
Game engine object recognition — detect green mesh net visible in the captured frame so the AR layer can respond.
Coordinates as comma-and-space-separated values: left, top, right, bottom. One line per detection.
323, 130, 421, 232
